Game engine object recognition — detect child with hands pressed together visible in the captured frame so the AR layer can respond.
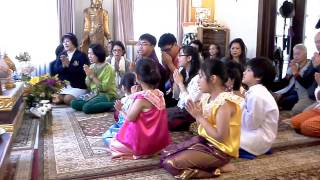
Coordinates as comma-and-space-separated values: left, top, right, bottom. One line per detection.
102, 72, 137, 146
161, 60, 242, 179
239, 57, 279, 159
109, 58, 171, 159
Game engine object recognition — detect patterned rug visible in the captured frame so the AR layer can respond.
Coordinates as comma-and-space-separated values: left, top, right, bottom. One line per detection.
9, 150, 34, 180
44, 107, 193, 180
7, 114, 38, 180
12, 114, 38, 151
44, 107, 320, 180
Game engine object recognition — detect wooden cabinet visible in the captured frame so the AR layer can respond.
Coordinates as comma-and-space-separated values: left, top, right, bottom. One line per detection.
197, 27, 229, 58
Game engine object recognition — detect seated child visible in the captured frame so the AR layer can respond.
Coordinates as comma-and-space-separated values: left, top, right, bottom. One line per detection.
240, 57, 279, 159
109, 58, 171, 159
102, 72, 136, 147
161, 60, 243, 179
290, 72, 320, 137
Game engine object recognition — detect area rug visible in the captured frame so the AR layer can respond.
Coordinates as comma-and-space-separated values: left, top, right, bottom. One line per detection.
102, 144, 320, 180
44, 107, 193, 180
6, 114, 38, 180
44, 106, 320, 180
9, 150, 34, 180
11, 114, 38, 151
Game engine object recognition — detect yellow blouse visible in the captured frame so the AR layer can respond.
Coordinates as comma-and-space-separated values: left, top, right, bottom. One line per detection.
198, 92, 243, 158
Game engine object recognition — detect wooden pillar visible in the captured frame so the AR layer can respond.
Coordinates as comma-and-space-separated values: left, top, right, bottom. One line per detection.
256, 0, 277, 59
290, 0, 306, 59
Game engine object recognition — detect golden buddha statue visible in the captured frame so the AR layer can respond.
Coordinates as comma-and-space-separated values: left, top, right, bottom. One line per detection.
80, 0, 111, 54
0, 53, 16, 89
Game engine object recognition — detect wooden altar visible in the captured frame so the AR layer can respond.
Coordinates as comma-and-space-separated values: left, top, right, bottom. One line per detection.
0, 82, 25, 180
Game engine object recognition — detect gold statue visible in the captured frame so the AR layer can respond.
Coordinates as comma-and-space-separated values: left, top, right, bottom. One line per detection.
80, 0, 111, 54
0, 53, 16, 89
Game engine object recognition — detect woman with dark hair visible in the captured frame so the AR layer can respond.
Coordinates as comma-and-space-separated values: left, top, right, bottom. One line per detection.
52, 33, 90, 105
109, 40, 131, 88
167, 46, 201, 131
208, 43, 221, 60
221, 38, 249, 70
70, 43, 116, 114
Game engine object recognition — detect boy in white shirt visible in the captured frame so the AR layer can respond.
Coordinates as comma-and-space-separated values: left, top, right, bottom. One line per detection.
240, 57, 279, 159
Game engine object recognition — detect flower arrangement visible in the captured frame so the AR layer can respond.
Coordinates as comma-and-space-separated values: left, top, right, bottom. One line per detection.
15, 52, 34, 82
15, 52, 31, 62
24, 74, 67, 107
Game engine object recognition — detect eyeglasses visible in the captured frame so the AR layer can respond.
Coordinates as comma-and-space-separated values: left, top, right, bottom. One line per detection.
136, 41, 151, 47
112, 49, 122, 52
161, 45, 174, 53
178, 54, 190, 57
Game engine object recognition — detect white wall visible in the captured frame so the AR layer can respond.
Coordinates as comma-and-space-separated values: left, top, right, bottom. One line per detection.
215, 0, 259, 58
74, 0, 113, 42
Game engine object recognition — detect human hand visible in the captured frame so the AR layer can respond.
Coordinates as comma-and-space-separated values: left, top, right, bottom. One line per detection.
114, 100, 123, 112
185, 99, 203, 120
161, 52, 173, 66
312, 52, 320, 68
83, 64, 94, 77
315, 72, 320, 86
173, 69, 183, 86
289, 61, 299, 76
60, 54, 70, 67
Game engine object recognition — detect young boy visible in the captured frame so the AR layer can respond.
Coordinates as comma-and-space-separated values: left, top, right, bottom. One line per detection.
240, 57, 279, 159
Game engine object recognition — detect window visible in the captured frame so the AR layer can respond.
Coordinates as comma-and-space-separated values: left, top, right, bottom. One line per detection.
304, 0, 320, 59
0, 0, 59, 75
133, 0, 177, 57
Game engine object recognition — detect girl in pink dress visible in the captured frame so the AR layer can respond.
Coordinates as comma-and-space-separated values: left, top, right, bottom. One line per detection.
109, 58, 171, 159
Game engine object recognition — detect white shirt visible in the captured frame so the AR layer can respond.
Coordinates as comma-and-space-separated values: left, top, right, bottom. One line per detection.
240, 84, 279, 155
67, 49, 76, 60
174, 74, 202, 109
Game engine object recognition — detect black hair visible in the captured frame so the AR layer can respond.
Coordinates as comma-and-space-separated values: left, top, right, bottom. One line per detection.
55, 44, 64, 57
112, 41, 126, 55
225, 61, 243, 91
179, 46, 200, 85
201, 60, 227, 85
246, 57, 276, 89
227, 38, 247, 65
89, 43, 106, 63
120, 72, 136, 93
61, 33, 79, 48
139, 33, 157, 46
158, 33, 177, 48
190, 40, 203, 53
135, 58, 161, 88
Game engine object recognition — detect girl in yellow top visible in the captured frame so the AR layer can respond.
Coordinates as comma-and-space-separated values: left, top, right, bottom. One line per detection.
161, 60, 242, 179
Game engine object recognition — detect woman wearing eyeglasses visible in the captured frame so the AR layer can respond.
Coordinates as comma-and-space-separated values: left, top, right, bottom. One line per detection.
167, 45, 201, 131
110, 41, 131, 89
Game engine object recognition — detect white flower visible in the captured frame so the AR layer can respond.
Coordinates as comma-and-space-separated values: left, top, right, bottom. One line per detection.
37, 106, 48, 115
43, 104, 52, 110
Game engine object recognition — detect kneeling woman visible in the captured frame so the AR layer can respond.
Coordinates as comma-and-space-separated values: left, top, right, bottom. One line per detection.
161, 60, 242, 179
71, 44, 116, 114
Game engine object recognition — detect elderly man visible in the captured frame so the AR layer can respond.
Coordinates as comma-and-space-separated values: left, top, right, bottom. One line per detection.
289, 31, 320, 137
275, 44, 315, 114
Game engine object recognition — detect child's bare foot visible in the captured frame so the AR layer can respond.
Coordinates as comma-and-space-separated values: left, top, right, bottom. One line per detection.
221, 163, 236, 173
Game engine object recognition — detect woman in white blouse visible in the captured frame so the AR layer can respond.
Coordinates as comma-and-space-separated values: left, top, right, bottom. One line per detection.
167, 45, 201, 131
